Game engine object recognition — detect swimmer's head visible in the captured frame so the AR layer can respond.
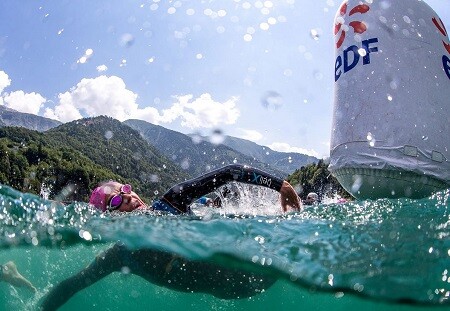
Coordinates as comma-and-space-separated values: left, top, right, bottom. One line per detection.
89, 182, 115, 212
303, 192, 319, 206
306, 192, 318, 202
89, 181, 147, 212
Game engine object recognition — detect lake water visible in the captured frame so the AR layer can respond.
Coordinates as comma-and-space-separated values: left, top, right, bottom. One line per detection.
0, 184, 449, 310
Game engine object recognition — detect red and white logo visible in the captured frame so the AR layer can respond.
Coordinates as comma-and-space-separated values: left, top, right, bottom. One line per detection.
334, 1, 371, 49
432, 17, 450, 54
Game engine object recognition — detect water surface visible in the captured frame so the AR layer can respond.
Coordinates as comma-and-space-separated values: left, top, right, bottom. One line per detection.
1, 184, 449, 310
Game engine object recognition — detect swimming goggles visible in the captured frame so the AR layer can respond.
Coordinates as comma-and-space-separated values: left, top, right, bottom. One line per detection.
107, 184, 132, 211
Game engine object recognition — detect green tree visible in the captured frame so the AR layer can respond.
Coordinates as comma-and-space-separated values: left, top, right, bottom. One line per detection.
287, 160, 351, 201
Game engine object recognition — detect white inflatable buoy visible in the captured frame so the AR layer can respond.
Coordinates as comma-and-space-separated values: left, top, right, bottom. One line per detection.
329, 0, 450, 199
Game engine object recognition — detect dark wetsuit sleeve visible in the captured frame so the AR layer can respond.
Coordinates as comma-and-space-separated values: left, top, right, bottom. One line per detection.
40, 244, 125, 311
161, 164, 284, 213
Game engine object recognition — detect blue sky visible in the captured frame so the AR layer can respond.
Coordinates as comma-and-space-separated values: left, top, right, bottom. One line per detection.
0, 0, 449, 158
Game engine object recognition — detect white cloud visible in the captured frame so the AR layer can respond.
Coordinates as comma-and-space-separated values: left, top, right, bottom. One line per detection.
0, 70, 47, 114
2, 90, 46, 114
46, 76, 240, 129
161, 93, 240, 129
236, 128, 263, 141
42, 107, 60, 120
49, 75, 138, 122
0, 71, 11, 93
268, 142, 320, 158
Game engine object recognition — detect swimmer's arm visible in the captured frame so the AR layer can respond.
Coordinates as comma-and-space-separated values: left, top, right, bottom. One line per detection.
40, 244, 124, 311
279, 180, 301, 212
162, 164, 301, 212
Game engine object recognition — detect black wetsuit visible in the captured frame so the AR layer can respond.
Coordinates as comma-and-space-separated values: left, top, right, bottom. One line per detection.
158, 164, 284, 214
40, 165, 283, 310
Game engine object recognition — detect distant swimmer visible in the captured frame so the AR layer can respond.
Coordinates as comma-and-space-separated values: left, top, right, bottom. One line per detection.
1, 261, 36, 293
303, 192, 319, 206
40, 164, 298, 310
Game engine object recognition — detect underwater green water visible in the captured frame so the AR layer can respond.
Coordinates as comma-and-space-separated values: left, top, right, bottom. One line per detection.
0, 184, 449, 310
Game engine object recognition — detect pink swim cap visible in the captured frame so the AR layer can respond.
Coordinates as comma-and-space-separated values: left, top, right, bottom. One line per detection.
89, 186, 107, 212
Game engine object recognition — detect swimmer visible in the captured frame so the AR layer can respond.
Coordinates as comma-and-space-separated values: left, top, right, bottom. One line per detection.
303, 192, 319, 206
1, 261, 36, 293
89, 164, 301, 214
40, 164, 299, 310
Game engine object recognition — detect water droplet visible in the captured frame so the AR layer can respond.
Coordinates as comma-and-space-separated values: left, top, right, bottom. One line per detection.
210, 129, 225, 145
314, 71, 324, 80
254, 235, 265, 244
121, 266, 131, 275
358, 48, 367, 57
97, 65, 108, 72
335, 292, 345, 298
120, 33, 135, 47
243, 34, 253, 42
261, 91, 283, 111
351, 175, 363, 193
310, 28, 321, 40
260, 22, 270, 31
105, 131, 113, 140
150, 174, 160, 182
218, 9, 227, 17
284, 69, 293, 77
181, 159, 190, 170
268, 17, 277, 25
216, 26, 226, 34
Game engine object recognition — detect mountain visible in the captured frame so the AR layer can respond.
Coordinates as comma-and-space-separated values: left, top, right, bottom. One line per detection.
124, 119, 317, 176
0, 105, 61, 131
124, 119, 287, 178
0, 125, 125, 201
0, 106, 317, 177
222, 136, 318, 174
44, 116, 188, 201
0, 116, 189, 202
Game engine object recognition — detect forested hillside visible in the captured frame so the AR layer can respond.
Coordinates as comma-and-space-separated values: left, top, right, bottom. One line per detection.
286, 159, 351, 201
0, 116, 188, 203
124, 119, 287, 178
